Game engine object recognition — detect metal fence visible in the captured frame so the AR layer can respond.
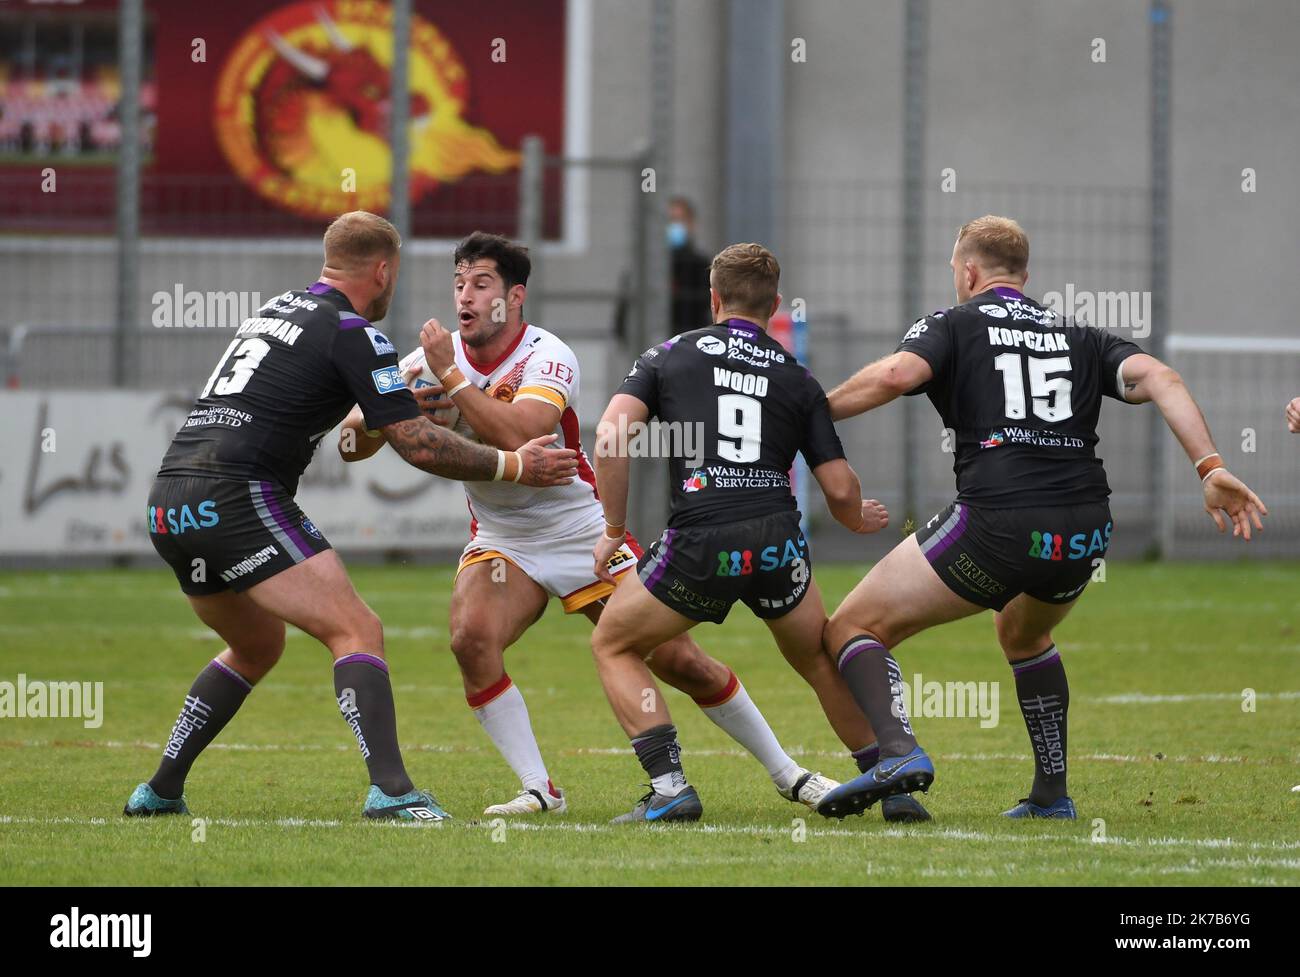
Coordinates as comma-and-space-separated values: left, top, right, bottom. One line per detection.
5, 172, 1296, 560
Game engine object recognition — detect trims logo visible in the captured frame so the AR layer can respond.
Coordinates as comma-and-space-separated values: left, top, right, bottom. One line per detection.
49, 908, 151, 957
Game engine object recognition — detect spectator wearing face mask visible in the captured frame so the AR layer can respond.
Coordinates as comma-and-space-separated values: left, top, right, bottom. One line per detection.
668, 196, 713, 334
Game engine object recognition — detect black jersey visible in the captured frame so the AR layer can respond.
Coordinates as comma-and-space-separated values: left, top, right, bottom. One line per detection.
158, 282, 420, 494
897, 286, 1144, 508
617, 318, 845, 528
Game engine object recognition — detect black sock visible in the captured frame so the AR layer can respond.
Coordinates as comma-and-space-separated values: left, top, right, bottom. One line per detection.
149, 658, 252, 799
630, 723, 688, 796
835, 635, 918, 758
334, 654, 414, 797
1010, 644, 1069, 805
852, 742, 880, 774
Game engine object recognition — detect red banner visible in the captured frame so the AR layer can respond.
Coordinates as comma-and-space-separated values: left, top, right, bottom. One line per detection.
0, 0, 565, 236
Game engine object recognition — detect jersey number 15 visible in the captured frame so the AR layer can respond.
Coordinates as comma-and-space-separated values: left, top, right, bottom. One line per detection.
992, 353, 1073, 422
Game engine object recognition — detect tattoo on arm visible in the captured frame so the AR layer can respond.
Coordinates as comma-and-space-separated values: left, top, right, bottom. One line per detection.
383, 417, 497, 480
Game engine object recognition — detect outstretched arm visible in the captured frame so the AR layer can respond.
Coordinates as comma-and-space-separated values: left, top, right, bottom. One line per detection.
810, 458, 888, 534
591, 394, 647, 582
1119, 353, 1267, 539
827, 351, 933, 421
381, 416, 577, 487
338, 404, 387, 462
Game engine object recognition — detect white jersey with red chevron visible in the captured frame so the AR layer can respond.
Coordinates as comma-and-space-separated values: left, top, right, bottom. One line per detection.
400, 323, 599, 538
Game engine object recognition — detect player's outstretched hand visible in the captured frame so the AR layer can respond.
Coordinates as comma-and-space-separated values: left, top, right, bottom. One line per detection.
1203, 470, 1267, 541
855, 499, 889, 534
517, 433, 579, 487
592, 533, 623, 584
419, 318, 456, 376
1286, 396, 1300, 433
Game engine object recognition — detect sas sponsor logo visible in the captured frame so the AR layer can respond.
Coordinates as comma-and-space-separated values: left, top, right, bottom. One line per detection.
717, 549, 753, 576
978, 303, 1008, 318
697, 335, 726, 356
980, 430, 1005, 449
1029, 522, 1112, 561
148, 500, 219, 535
682, 472, 709, 493
371, 365, 404, 393
716, 536, 806, 577
301, 518, 323, 540
365, 327, 396, 356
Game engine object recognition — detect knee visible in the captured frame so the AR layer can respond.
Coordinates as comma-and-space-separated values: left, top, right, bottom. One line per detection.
228, 624, 285, 674
995, 616, 1049, 660
449, 621, 500, 672
825, 612, 890, 658
589, 616, 629, 663
648, 635, 720, 689
352, 605, 383, 652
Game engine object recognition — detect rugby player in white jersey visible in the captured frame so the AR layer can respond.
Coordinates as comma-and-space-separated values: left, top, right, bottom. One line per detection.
340, 232, 873, 817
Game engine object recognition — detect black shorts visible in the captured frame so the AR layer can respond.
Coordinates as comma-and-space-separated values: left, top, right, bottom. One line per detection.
148, 475, 331, 596
916, 500, 1112, 611
637, 510, 812, 624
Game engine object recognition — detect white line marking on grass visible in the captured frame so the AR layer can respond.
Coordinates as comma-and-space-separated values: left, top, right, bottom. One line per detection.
1091, 691, 1300, 704
1, 815, 1297, 863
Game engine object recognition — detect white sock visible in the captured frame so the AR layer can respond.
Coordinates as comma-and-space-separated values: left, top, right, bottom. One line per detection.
470, 678, 552, 794
651, 771, 688, 797
697, 673, 800, 792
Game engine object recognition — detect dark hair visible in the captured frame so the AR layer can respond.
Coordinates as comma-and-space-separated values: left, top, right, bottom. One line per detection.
453, 231, 531, 290
668, 196, 696, 219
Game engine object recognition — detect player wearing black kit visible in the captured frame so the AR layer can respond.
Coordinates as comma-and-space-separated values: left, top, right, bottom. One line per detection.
125, 211, 576, 823
589, 243, 904, 824
816, 216, 1266, 823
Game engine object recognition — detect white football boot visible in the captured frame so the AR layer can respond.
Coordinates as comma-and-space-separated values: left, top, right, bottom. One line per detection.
779, 770, 840, 810
483, 787, 568, 816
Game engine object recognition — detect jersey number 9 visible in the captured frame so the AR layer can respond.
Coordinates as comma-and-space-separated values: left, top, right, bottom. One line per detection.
717, 393, 762, 463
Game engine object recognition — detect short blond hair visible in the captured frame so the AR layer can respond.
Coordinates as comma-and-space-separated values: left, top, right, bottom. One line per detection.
710, 242, 780, 318
956, 215, 1028, 276
323, 211, 401, 270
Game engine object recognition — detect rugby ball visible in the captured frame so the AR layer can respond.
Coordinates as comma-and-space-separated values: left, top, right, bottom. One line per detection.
404, 358, 478, 441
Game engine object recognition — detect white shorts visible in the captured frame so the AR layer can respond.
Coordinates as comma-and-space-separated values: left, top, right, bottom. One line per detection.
458, 518, 642, 613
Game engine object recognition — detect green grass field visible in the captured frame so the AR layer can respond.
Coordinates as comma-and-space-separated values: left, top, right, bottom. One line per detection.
1, 562, 1297, 886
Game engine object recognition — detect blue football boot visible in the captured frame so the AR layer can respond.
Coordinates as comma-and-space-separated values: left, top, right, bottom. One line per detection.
123, 783, 189, 817
815, 747, 935, 819
363, 785, 452, 822
1002, 796, 1077, 820
612, 785, 703, 823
